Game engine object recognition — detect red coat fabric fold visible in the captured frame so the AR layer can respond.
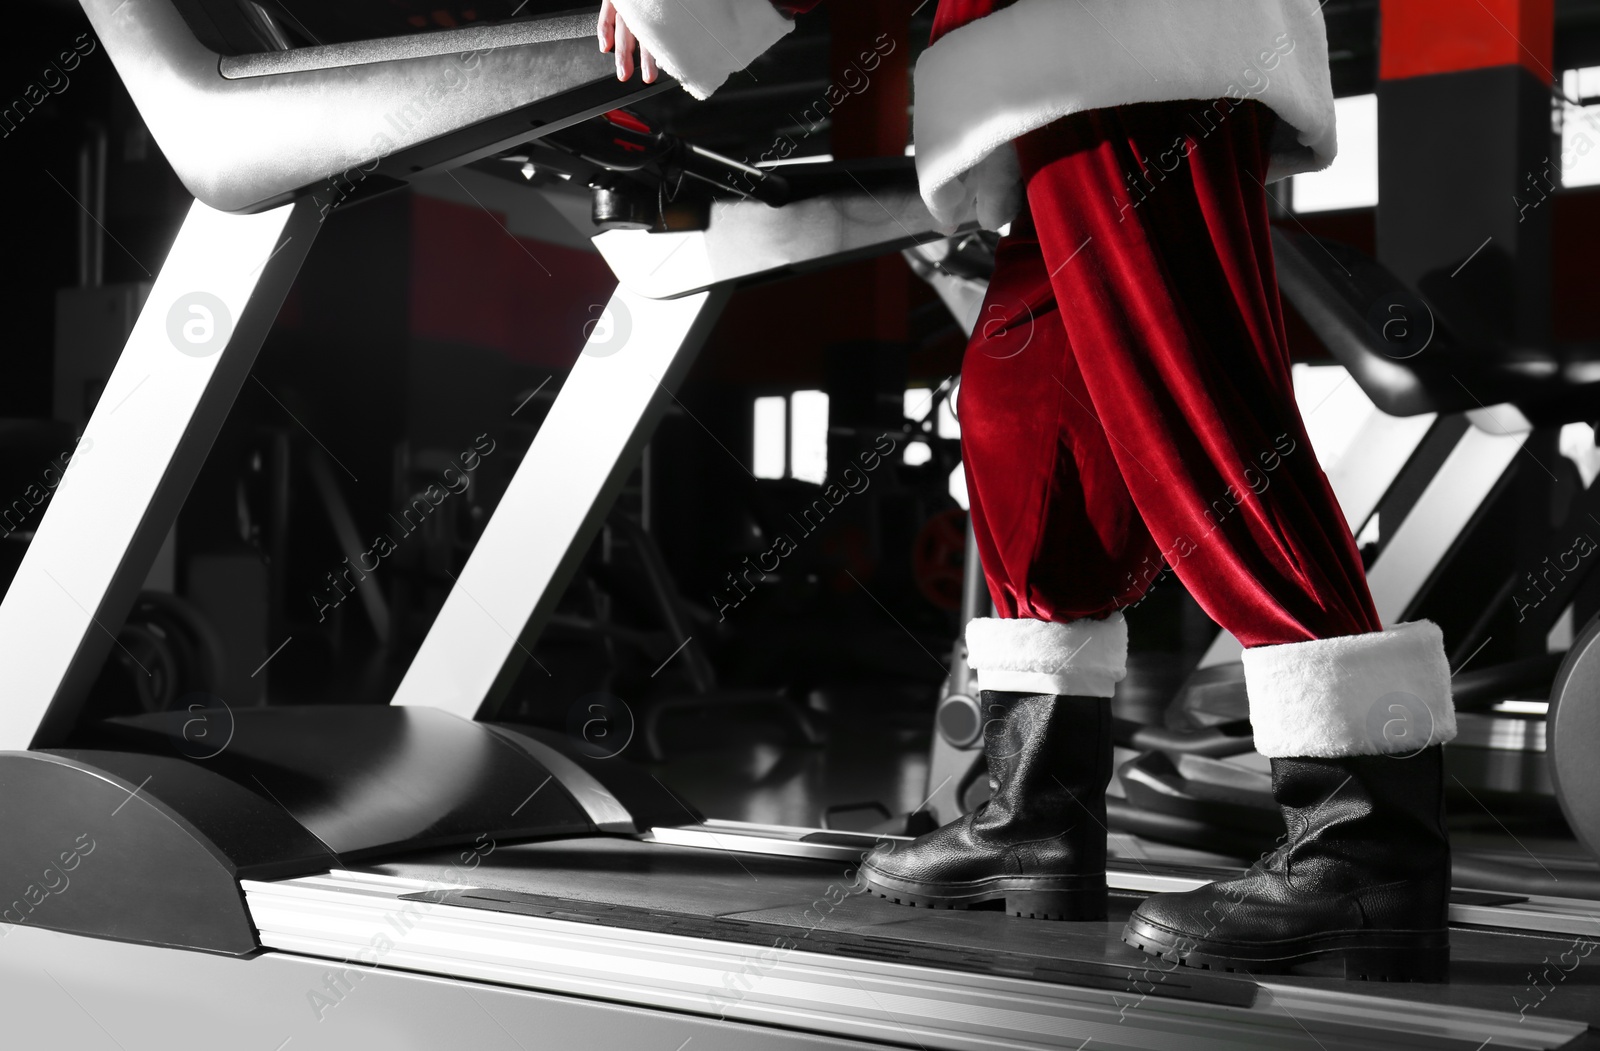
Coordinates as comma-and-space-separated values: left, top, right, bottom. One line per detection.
930, 0, 1012, 42
770, 1, 1373, 648
960, 99, 1379, 645
773, 0, 999, 41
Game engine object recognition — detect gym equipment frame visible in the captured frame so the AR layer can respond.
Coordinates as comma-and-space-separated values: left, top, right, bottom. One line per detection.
4, 2, 1600, 1049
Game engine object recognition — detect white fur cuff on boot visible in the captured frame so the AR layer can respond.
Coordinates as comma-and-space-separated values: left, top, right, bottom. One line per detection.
610, 0, 795, 99
965, 615, 1128, 697
1242, 620, 1456, 758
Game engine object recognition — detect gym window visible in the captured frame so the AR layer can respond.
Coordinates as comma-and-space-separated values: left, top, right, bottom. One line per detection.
1292, 93, 1378, 213
752, 396, 787, 479
904, 386, 967, 508
1291, 363, 1376, 473
751, 390, 830, 484
1288, 78, 1600, 207
1560, 68, 1600, 188
903, 387, 960, 440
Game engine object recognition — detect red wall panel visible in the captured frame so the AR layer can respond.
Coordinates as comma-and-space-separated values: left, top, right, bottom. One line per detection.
1380, 0, 1554, 83
408, 194, 617, 369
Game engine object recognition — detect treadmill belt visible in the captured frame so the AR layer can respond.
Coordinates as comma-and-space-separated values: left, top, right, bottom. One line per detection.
368, 836, 1600, 1035
374, 838, 1238, 1002
407, 885, 1259, 1009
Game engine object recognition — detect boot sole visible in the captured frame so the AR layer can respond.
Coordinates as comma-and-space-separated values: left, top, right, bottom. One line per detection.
1121, 913, 1449, 982
861, 865, 1107, 921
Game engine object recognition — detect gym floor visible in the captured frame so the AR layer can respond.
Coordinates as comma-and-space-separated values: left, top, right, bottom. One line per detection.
648, 694, 933, 832
646, 669, 1600, 878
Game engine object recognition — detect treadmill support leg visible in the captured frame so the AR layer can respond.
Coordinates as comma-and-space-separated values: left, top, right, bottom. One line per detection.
391, 284, 730, 719
0, 197, 322, 749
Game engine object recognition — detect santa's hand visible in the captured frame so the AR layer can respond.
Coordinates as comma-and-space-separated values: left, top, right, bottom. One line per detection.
598, 0, 661, 84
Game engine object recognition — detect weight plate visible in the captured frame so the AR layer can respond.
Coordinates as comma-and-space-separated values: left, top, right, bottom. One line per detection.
937, 694, 983, 749
1548, 614, 1600, 859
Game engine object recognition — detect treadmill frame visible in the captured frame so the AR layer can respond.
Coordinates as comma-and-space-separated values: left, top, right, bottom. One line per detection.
0, 2, 961, 750
3, 6, 1598, 1049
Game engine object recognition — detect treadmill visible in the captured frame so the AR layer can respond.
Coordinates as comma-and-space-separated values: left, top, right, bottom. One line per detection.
2, 2, 1599, 1048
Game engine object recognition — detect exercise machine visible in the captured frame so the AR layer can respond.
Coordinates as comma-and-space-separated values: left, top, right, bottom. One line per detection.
4, 2, 1600, 1049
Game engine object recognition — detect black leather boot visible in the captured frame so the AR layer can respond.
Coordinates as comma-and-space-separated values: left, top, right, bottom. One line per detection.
860, 691, 1112, 920
1121, 746, 1450, 981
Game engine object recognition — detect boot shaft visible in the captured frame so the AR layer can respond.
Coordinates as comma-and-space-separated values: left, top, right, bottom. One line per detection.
1269, 746, 1450, 908
976, 692, 1112, 841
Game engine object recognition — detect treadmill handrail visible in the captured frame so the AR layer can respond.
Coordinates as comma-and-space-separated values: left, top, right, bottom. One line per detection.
1270, 225, 1448, 418
219, 12, 594, 79
1271, 226, 1600, 424
81, 0, 651, 213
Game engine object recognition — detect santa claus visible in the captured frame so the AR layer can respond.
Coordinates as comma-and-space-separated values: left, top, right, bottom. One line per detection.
598, 0, 1455, 983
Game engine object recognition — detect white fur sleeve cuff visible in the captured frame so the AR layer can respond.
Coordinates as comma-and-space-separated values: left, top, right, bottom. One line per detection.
966, 615, 1128, 697
610, 0, 795, 100
1243, 620, 1456, 758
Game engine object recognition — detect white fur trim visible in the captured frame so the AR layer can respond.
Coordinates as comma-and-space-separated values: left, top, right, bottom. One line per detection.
912, 0, 1338, 229
966, 615, 1128, 697
610, 0, 795, 100
1243, 621, 1457, 759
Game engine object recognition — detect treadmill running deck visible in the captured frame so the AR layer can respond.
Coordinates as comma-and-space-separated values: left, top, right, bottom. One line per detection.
247, 836, 1600, 1050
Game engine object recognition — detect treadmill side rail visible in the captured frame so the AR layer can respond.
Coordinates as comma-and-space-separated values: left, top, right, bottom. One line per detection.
246, 869, 1592, 1051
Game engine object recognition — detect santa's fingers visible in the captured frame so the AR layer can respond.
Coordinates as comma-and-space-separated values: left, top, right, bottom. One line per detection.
597, 0, 616, 53
641, 44, 659, 83
615, 17, 636, 81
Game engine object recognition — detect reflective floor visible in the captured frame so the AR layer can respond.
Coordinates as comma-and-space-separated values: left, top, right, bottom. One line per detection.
646, 700, 934, 831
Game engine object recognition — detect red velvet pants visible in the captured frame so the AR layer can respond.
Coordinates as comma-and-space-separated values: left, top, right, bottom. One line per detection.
959, 99, 1381, 648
